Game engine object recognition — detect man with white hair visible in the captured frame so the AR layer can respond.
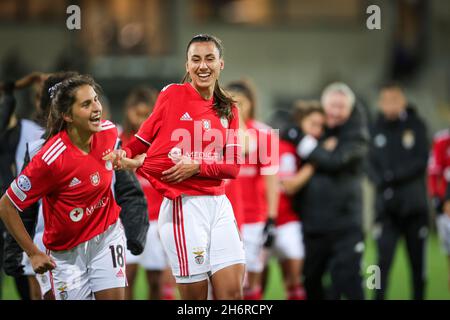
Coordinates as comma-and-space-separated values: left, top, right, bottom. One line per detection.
285, 82, 369, 300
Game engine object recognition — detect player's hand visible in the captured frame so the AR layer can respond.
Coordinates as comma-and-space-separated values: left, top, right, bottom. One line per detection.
103, 150, 145, 170
103, 149, 127, 169
30, 251, 56, 274
161, 156, 200, 184
262, 217, 276, 248
323, 137, 338, 151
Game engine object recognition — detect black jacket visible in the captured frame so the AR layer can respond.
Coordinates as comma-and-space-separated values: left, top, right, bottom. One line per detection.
367, 106, 429, 220
284, 105, 369, 235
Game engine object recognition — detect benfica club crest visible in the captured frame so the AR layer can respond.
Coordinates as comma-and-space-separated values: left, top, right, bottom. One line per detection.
201, 119, 211, 131
193, 248, 205, 265
90, 172, 100, 186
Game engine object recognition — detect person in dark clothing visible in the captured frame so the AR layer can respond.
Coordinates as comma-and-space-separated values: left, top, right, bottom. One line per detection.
0, 73, 48, 300
367, 82, 429, 300
284, 82, 369, 300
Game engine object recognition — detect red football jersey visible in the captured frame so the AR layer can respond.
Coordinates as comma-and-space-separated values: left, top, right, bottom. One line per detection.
6, 120, 121, 251
120, 131, 163, 221
428, 129, 450, 199
238, 119, 278, 224
277, 140, 300, 226
124, 82, 241, 200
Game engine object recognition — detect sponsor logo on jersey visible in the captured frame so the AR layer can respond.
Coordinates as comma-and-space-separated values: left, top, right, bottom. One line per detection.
220, 116, 229, 128
86, 197, 109, 216
168, 147, 182, 162
69, 208, 84, 222
17, 175, 31, 192
180, 112, 193, 121
193, 248, 205, 265
201, 119, 211, 131
90, 172, 100, 186
69, 177, 81, 187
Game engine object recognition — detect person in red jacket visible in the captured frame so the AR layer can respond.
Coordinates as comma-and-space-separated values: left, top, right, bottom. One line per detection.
105, 34, 245, 300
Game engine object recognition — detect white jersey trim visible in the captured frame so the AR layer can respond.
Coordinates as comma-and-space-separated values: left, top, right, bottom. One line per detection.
42, 139, 66, 165
42, 138, 62, 160
10, 180, 27, 202
6, 191, 24, 212
135, 134, 151, 146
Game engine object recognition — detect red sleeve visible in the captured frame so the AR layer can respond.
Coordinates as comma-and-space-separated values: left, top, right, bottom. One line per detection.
124, 87, 170, 158
258, 126, 279, 176
198, 107, 242, 179
6, 155, 56, 212
428, 139, 445, 197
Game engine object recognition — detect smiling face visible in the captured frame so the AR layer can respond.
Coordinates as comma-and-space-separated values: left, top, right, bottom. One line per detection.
186, 41, 224, 96
63, 85, 102, 134
301, 111, 325, 139
322, 91, 353, 128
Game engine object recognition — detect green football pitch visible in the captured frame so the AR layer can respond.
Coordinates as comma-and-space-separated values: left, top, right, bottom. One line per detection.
1, 233, 449, 300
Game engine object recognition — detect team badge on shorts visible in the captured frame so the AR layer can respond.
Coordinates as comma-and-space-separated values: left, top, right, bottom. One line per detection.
220, 116, 229, 128
193, 248, 205, 265
202, 119, 211, 131
90, 172, 100, 186
58, 284, 68, 300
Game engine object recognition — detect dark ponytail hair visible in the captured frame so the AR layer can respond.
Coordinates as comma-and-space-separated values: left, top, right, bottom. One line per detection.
38, 71, 79, 127
45, 74, 100, 141
225, 79, 257, 120
182, 34, 235, 120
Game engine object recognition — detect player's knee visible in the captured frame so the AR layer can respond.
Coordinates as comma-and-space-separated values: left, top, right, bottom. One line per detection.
216, 287, 242, 300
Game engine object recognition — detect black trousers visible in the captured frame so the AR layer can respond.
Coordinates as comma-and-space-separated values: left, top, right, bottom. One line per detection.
303, 228, 365, 300
374, 212, 428, 300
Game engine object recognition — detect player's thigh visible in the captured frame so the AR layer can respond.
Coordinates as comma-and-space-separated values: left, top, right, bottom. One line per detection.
48, 248, 93, 300
436, 214, 450, 255
158, 196, 210, 281
141, 221, 169, 271
274, 221, 304, 260
242, 222, 265, 273
89, 221, 127, 294
210, 196, 245, 270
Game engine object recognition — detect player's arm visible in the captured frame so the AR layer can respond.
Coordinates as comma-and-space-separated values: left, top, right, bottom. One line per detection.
0, 195, 55, 273
162, 108, 242, 183
106, 88, 170, 169
192, 109, 242, 180
281, 164, 315, 196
